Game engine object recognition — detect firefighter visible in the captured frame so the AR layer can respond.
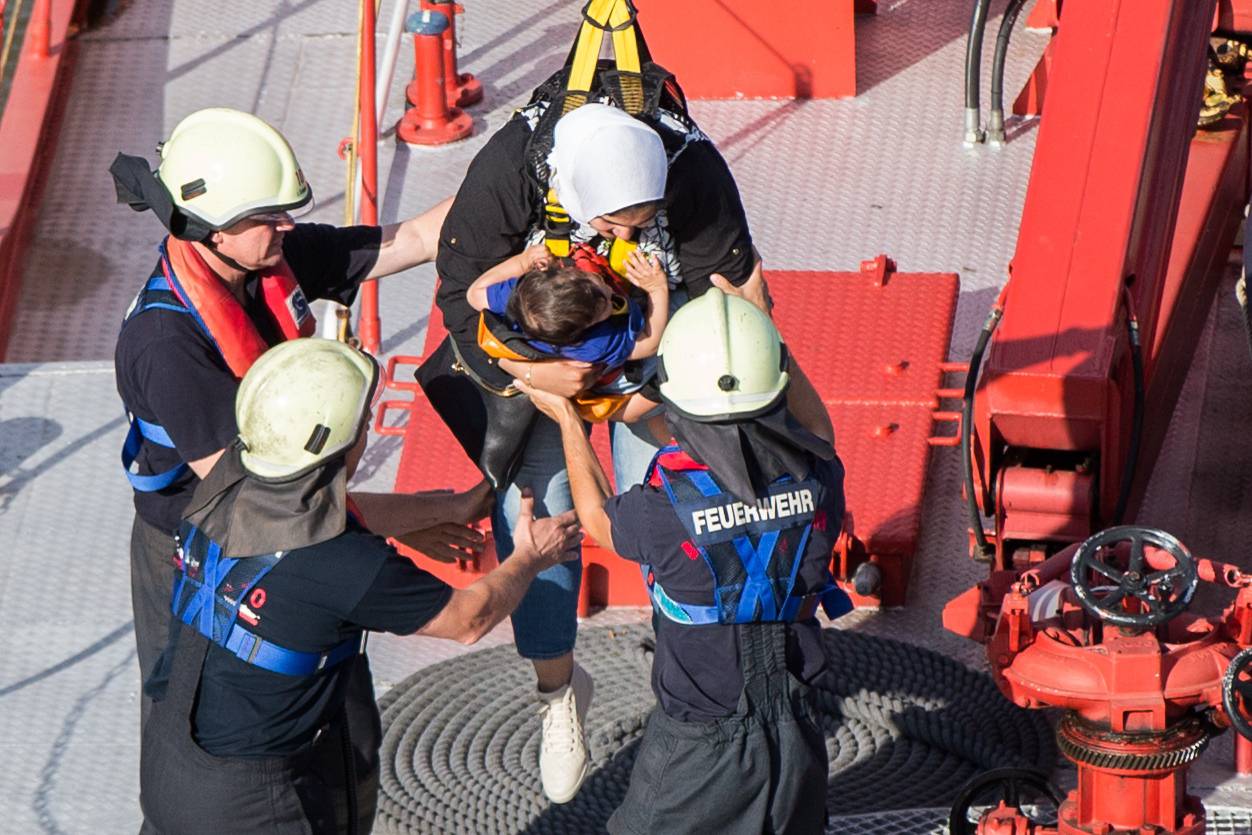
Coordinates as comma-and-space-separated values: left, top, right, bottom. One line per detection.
139, 338, 581, 835
110, 107, 480, 728
517, 281, 847, 834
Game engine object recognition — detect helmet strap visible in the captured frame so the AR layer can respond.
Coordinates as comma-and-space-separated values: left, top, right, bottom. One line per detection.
202, 239, 254, 279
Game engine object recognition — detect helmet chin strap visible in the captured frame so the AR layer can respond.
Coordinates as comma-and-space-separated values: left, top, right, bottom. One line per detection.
202, 239, 254, 278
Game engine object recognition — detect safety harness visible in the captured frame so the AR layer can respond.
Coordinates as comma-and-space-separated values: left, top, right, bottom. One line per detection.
643, 444, 852, 625
171, 521, 360, 676
521, 0, 697, 259
120, 236, 316, 492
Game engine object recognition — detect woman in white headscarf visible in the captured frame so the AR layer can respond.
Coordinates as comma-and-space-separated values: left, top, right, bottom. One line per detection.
424, 94, 766, 805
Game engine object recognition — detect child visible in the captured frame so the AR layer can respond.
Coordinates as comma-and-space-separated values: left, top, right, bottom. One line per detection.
468, 242, 668, 422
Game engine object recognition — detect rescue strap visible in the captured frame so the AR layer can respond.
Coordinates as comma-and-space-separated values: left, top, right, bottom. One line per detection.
120, 274, 193, 492
173, 526, 360, 677
641, 444, 851, 625
544, 0, 648, 256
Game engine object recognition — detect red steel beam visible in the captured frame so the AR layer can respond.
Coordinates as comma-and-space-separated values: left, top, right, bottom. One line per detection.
975, 0, 1230, 555
0, 0, 80, 359
356, 0, 381, 355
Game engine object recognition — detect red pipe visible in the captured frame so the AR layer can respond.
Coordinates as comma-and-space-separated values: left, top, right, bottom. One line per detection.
30, 0, 52, 59
397, 10, 472, 145
357, 0, 381, 355
419, 0, 482, 108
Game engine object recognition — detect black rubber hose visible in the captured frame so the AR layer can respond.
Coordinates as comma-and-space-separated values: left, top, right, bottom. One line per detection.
1112, 294, 1144, 526
964, 0, 993, 142
988, 0, 1031, 143
963, 300, 1004, 561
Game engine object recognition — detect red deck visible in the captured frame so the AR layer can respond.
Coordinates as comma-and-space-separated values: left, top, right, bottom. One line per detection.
382, 259, 958, 609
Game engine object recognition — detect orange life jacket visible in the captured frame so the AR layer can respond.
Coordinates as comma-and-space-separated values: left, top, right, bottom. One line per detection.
161, 235, 316, 377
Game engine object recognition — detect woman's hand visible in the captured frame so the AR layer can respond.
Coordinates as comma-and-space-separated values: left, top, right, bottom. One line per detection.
499, 357, 600, 397
514, 377, 579, 423
624, 250, 667, 294
710, 254, 771, 315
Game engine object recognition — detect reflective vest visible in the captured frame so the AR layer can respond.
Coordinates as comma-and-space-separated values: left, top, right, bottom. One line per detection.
120, 237, 316, 492
171, 521, 360, 676
642, 444, 852, 625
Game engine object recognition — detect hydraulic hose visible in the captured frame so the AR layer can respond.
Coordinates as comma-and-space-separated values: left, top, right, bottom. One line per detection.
988, 0, 1030, 144
1112, 291, 1144, 526
963, 287, 1008, 561
964, 0, 993, 144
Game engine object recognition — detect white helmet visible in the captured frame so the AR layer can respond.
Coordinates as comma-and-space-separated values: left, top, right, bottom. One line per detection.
657, 288, 789, 421
158, 108, 311, 230
235, 339, 378, 480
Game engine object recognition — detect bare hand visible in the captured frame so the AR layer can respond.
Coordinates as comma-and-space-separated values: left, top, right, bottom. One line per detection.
512, 489, 582, 568
393, 523, 487, 563
449, 478, 495, 525
513, 377, 577, 422
504, 358, 600, 398
624, 249, 667, 294
710, 255, 771, 315
521, 243, 552, 273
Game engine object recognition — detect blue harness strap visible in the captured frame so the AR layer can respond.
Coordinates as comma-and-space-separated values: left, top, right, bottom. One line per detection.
119, 268, 195, 493
641, 444, 851, 626
173, 523, 361, 677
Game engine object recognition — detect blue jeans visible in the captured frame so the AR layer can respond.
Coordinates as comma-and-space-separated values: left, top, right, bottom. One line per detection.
491, 417, 662, 659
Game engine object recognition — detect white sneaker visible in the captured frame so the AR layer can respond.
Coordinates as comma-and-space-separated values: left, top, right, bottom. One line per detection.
537, 663, 594, 804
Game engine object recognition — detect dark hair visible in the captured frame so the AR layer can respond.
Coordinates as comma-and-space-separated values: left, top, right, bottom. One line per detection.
506, 263, 605, 345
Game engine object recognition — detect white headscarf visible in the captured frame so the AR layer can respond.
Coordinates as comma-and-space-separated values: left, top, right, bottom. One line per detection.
547, 103, 667, 224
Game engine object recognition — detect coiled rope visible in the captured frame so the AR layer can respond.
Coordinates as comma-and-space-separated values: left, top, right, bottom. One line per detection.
377, 624, 1054, 833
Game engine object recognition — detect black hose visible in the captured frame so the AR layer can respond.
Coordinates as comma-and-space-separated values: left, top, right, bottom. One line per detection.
988, 0, 1030, 143
963, 302, 1004, 561
1112, 294, 1144, 526
964, 0, 993, 143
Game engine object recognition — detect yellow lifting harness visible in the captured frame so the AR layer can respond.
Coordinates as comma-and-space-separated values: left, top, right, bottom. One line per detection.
543, 0, 648, 258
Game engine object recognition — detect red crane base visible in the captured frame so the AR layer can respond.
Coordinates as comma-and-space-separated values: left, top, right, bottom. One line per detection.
1055, 714, 1208, 835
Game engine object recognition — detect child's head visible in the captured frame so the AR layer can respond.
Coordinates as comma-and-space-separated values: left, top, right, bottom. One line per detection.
507, 263, 617, 345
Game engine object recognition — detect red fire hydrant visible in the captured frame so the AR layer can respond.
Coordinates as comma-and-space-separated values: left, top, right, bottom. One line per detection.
943, 526, 1252, 834
397, 9, 473, 146
407, 0, 482, 110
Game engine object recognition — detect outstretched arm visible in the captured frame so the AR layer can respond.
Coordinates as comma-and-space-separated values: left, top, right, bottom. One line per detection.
514, 379, 615, 549
417, 493, 582, 643
467, 244, 551, 310
624, 250, 670, 360
365, 196, 453, 280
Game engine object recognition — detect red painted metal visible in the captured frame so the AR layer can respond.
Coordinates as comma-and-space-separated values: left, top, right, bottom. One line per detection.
970, 0, 1247, 570
1216, 0, 1252, 33
1011, 37, 1053, 117
946, 537, 1252, 834
356, 0, 381, 355
411, 0, 481, 110
1025, 0, 1059, 31
0, 0, 79, 359
383, 263, 958, 609
397, 10, 473, 146
633, 0, 857, 100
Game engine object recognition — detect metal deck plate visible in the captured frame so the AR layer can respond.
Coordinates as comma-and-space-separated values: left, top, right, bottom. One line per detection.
3, 0, 1251, 832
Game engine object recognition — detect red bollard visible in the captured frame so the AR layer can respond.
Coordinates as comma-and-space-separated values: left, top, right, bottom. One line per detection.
397, 10, 473, 146
417, 0, 482, 109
